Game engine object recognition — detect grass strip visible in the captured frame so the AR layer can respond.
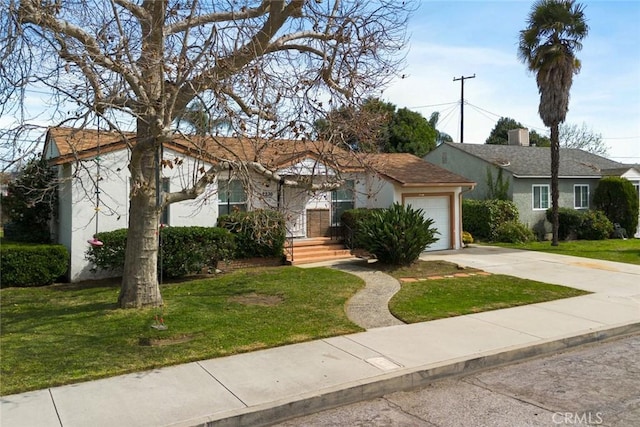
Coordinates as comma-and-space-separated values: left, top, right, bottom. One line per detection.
389, 274, 589, 323
490, 239, 640, 265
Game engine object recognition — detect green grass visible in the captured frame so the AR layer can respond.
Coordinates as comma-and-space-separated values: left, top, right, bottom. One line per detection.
1, 257, 596, 396
490, 239, 640, 265
389, 274, 589, 323
0, 267, 364, 396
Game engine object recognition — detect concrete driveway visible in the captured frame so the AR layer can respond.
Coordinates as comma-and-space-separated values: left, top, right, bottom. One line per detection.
420, 245, 640, 297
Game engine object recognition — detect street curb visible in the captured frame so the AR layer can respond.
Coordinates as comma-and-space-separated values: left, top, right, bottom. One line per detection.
179, 322, 640, 427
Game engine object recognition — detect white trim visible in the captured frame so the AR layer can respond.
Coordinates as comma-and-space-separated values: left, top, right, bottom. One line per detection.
573, 184, 589, 209
532, 184, 550, 210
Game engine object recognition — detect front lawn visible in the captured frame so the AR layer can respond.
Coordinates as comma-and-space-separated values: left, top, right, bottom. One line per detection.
1, 260, 593, 396
491, 239, 640, 265
389, 273, 589, 323
0, 267, 364, 396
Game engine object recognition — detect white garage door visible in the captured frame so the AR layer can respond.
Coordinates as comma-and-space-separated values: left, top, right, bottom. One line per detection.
404, 196, 450, 251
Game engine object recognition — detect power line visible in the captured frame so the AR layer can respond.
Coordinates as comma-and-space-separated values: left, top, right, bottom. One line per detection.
408, 101, 459, 109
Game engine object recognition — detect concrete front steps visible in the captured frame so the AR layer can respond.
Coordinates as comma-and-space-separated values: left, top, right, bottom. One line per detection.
286, 237, 355, 265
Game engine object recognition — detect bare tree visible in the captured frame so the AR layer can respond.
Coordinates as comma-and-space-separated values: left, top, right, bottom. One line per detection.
1, 0, 413, 308
560, 122, 608, 156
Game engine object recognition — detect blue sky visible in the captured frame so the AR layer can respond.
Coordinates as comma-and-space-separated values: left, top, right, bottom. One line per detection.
382, 0, 640, 163
1, 1, 637, 167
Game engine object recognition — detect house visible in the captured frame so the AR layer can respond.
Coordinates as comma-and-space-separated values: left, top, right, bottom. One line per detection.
44, 127, 475, 281
424, 130, 640, 238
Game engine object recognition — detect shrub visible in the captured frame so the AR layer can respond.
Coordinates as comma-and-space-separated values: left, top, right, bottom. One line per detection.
593, 177, 639, 236
546, 207, 583, 240
217, 209, 285, 258
577, 210, 613, 240
160, 227, 235, 278
493, 221, 535, 244
86, 228, 128, 271
0, 243, 68, 287
2, 158, 57, 243
86, 227, 235, 279
462, 199, 519, 240
462, 231, 474, 245
341, 208, 382, 248
357, 203, 439, 266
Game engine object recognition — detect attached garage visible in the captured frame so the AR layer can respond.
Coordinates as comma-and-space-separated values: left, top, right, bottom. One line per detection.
361, 153, 475, 252
404, 194, 452, 251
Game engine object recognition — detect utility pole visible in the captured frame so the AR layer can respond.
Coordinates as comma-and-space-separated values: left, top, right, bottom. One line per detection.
453, 74, 475, 143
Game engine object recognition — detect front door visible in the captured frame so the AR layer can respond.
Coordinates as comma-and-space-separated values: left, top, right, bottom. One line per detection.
307, 209, 331, 238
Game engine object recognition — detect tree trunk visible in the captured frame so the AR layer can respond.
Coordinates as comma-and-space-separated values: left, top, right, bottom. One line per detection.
117, 0, 166, 308
550, 124, 560, 247
118, 146, 163, 308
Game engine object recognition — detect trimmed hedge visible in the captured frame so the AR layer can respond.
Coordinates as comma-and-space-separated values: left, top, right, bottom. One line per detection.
546, 207, 583, 240
493, 220, 535, 244
462, 199, 519, 241
217, 209, 286, 258
577, 210, 613, 240
85, 228, 128, 272
544, 208, 614, 241
160, 227, 236, 278
86, 227, 236, 279
593, 177, 639, 236
1, 243, 69, 287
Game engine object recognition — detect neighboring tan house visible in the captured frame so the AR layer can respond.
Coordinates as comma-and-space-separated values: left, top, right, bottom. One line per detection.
44, 127, 475, 281
424, 129, 640, 239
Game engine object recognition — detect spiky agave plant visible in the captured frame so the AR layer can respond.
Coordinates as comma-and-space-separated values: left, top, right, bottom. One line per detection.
358, 203, 439, 265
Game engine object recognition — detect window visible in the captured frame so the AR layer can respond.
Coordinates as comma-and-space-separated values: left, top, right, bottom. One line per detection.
161, 178, 170, 225
331, 180, 355, 225
218, 179, 247, 215
574, 184, 589, 209
532, 184, 549, 210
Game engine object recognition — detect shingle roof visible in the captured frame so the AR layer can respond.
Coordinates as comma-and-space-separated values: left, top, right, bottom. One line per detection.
367, 153, 475, 187
443, 142, 625, 177
45, 127, 361, 171
46, 127, 474, 187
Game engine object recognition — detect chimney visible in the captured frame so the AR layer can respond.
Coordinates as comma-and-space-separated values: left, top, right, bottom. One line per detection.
508, 128, 530, 146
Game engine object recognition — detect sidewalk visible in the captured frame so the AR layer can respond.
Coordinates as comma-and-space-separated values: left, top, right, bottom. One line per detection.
2, 246, 639, 427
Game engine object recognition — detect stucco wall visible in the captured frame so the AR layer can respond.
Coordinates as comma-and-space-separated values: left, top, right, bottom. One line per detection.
513, 177, 602, 236
425, 144, 506, 200
62, 148, 223, 281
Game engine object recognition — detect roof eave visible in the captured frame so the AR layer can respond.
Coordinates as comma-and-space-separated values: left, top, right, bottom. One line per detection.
398, 181, 476, 188
512, 174, 604, 179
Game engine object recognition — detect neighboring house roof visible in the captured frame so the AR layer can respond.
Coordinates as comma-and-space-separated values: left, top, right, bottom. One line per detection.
442, 142, 626, 178
368, 153, 475, 187
45, 127, 475, 187
602, 166, 640, 177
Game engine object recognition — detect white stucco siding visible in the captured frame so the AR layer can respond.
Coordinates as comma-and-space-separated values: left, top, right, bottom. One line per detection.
65, 148, 220, 281
67, 149, 130, 281
354, 174, 394, 209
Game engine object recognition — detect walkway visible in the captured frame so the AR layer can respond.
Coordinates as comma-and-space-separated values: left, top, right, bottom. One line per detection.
336, 263, 404, 329
2, 246, 639, 427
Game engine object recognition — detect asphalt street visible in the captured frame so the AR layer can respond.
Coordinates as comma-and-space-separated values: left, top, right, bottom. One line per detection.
275, 333, 640, 427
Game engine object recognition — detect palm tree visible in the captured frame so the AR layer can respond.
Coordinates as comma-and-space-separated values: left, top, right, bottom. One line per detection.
428, 111, 453, 145
518, 0, 588, 246
177, 101, 230, 135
